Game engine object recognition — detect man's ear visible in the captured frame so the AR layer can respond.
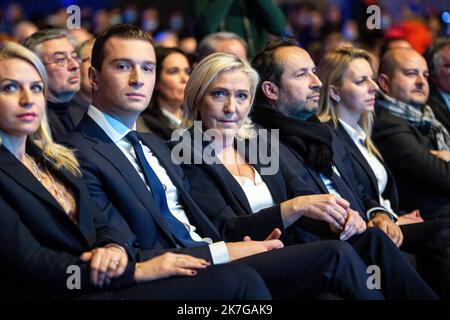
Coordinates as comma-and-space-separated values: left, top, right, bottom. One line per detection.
261, 81, 279, 101
88, 66, 98, 90
377, 74, 390, 93
329, 85, 341, 103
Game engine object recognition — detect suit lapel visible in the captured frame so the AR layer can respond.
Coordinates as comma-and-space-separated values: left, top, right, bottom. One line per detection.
0, 146, 64, 212
139, 133, 224, 238
0, 145, 92, 246
78, 116, 177, 244
214, 161, 255, 214
335, 124, 380, 195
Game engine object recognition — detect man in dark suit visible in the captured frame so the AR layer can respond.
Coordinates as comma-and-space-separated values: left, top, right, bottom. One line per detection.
23, 29, 87, 140
60, 24, 402, 299
374, 47, 450, 220
426, 37, 450, 132
250, 39, 450, 299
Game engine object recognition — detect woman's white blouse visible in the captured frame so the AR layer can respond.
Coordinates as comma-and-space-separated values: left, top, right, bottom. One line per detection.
339, 119, 393, 212
232, 166, 275, 213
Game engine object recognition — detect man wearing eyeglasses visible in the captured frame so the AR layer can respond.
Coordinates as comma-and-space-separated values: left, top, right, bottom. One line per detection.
23, 28, 87, 140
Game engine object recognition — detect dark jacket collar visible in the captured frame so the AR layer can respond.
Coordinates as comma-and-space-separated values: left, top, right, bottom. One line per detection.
0, 142, 96, 245
251, 102, 334, 176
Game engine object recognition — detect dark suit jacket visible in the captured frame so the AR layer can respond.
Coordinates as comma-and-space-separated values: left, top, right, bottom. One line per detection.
272, 125, 383, 220
373, 107, 450, 219
0, 144, 134, 299
173, 127, 344, 243
47, 98, 88, 141
137, 105, 177, 141
62, 114, 221, 261
333, 122, 402, 213
428, 84, 450, 133
70, 94, 91, 128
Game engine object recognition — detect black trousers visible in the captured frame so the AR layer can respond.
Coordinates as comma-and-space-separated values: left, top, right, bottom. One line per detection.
399, 219, 450, 299
234, 239, 386, 299
79, 263, 271, 300
347, 227, 438, 300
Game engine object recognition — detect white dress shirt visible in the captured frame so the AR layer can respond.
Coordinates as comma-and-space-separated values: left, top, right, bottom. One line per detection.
87, 105, 229, 264
232, 167, 275, 213
339, 119, 394, 213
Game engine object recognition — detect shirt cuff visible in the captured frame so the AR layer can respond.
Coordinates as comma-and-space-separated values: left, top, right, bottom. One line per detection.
209, 241, 230, 264
366, 207, 399, 222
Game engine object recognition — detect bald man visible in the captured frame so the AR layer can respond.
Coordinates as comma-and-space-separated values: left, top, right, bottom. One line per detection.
373, 48, 450, 220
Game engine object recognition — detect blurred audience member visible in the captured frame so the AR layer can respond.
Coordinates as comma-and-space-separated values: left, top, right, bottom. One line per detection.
13, 21, 38, 43
141, 7, 159, 34
426, 37, 450, 132
138, 47, 190, 139
180, 36, 197, 55
154, 30, 179, 48
385, 21, 432, 54
23, 29, 84, 139
71, 38, 95, 121
93, 9, 111, 36
194, 0, 285, 57
198, 32, 247, 61
69, 27, 94, 45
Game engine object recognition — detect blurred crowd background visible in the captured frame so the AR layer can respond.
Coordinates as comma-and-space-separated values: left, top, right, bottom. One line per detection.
0, 0, 449, 65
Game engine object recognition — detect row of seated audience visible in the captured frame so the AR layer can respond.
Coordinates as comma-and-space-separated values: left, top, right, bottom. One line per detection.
0, 23, 450, 300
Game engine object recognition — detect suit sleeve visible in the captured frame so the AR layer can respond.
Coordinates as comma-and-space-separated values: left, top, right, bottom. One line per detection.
182, 163, 285, 242
374, 119, 450, 192
72, 146, 214, 263
0, 195, 135, 294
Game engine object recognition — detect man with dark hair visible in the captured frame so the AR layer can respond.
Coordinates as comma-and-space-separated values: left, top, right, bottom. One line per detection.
251, 39, 450, 299
425, 37, 450, 132
23, 29, 86, 139
61, 24, 397, 300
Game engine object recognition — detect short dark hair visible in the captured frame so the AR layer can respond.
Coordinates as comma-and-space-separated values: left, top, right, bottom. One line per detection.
251, 38, 299, 104
91, 24, 153, 71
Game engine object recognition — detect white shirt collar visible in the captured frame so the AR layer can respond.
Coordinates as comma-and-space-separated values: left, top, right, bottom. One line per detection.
160, 107, 182, 126
338, 118, 366, 144
87, 105, 136, 143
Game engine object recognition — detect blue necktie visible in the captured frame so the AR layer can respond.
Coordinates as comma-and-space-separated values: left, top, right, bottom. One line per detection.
125, 131, 205, 247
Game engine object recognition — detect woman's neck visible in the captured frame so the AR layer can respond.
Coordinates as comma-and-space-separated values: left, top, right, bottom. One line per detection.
0, 131, 27, 161
336, 104, 361, 129
157, 96, 183, 119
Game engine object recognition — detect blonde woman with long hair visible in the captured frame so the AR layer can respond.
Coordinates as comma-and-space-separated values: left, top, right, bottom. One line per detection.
317, 47, 423, 226
317, 47, 450, 299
